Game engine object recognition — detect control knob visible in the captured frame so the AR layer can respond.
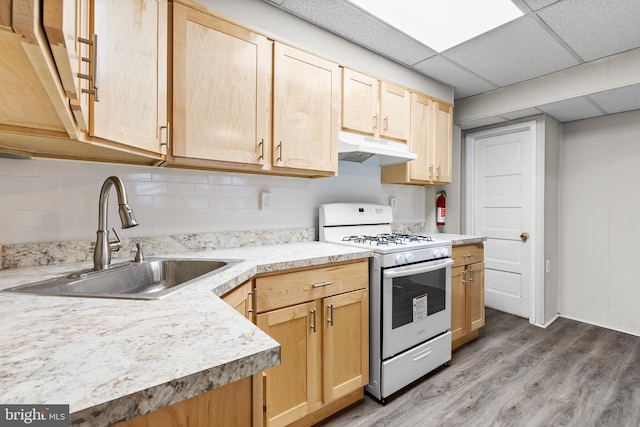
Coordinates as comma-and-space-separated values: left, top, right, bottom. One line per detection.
404, 252, 415, 263
394, 254, 406, 265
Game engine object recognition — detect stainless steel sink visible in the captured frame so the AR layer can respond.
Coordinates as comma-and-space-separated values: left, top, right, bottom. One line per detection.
3, 258, 241, 300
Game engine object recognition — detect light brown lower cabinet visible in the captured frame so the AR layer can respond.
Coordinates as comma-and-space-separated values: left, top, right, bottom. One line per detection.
113, 376, 253, 427
114, 260, 369, 427
450, 243, 485, 350
255, 260, 369, 427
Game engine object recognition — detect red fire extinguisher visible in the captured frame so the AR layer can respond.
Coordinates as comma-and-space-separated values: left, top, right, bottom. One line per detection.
436, 191, 446, 227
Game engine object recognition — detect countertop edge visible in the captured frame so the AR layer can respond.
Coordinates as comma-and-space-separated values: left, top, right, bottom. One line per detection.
70, 346, 280, 426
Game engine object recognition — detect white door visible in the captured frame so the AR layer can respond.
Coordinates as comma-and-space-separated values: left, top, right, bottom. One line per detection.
466, 123, 535, 319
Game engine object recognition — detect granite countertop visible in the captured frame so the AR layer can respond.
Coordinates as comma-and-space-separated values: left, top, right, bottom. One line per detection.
0, 242, 373, 426
435, 233, 486, 245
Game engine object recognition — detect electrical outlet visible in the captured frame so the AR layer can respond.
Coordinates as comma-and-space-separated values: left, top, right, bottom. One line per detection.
261, 192, 273, 210
389, 198, 398, 211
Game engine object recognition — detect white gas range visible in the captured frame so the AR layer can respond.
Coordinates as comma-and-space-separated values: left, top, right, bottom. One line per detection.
319, 203, 453, 402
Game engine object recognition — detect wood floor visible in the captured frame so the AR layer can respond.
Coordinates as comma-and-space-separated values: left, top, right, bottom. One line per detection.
317, 308, 640, 427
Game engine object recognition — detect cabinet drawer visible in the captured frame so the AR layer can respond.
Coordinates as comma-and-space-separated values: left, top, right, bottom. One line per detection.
452, 243, 484, 267
255, 260, 368, 313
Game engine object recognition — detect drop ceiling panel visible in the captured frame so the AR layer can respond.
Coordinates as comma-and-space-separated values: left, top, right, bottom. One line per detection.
278, 0, 437, 65
590, 84, 640, 115
538, 0, 640, 62
442, 16, 579, 86
412, 56, 498, 99
522, 0, 561, 11
538, 97, 604, 122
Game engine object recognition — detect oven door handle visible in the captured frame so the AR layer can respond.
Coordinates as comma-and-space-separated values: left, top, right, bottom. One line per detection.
383, 258, 453, 279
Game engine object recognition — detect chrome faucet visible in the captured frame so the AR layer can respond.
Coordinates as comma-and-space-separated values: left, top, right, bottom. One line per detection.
93, 176, 138, 270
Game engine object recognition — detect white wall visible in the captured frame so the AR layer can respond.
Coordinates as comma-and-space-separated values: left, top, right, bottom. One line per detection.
543, 116, 561, 323
559, 109, 640, 336
0, 158, 424, 244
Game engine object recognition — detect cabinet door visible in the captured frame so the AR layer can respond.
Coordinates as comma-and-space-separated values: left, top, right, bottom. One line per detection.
432, 101, 453, 184
408, 92, 434, 182
257, 301, 320, 427
450, 265, 466, 342
222, 281, 254, 320
342, 68, 377, 135
379, 81, 410, 141
0, 0, 78, 135
43, 0, 91, 131
323, 289, 368, 403
273, 43, 339, 175
172, 3, 271, 166
91, 0, 167, 153
468, 262, 485, 332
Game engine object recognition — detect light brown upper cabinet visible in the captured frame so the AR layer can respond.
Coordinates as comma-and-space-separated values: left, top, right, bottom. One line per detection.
171, 4, 338, 177
342, 68, 410, 142
88, 0, 168, 155
171, 2, 272, 172
0, 0, 167, 162
45, 0, 169, 154
0, 1, 79, 141
381, 92, 453, 185
431, 100, 453, 184
272, 42, 340, 176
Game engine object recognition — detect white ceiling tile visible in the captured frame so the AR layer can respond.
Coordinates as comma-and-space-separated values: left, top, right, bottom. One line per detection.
279, 0, 437, 65
412, 56, 497, 99
537, 96, 604, 122
442, 16, 579, 86
456, 116, 509, 131
522, 0, 560, 11
538, 0, 640, 62
589, 84, 640, 115
499, 107, 544, 120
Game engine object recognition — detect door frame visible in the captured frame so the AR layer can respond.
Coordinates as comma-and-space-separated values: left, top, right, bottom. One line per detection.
464, 120, 543, 326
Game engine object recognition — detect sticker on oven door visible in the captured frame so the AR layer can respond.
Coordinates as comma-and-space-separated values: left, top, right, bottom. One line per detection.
413, 293, 428, 321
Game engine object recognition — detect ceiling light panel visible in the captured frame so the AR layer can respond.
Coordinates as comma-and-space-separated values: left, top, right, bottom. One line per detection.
347, 0, 522, 52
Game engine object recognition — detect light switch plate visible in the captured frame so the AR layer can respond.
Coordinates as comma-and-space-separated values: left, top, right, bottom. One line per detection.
389, 197, 398, 211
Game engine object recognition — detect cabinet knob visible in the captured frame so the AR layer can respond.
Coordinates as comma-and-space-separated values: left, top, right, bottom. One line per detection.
520, 232, 529, 242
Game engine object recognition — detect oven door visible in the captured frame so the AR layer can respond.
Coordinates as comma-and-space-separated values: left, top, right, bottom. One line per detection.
381, 257, 453, 360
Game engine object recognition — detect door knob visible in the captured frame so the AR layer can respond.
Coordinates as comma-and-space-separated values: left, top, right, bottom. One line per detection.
520, 232, 529, 242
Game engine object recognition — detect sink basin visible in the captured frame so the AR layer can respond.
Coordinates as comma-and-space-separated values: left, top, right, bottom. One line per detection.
2, 258, 242, 300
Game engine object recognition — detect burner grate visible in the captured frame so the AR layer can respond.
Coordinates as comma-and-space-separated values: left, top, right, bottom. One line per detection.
342, 233, 433, 246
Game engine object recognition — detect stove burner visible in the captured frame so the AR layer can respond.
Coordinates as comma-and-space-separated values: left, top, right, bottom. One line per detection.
342, 233, 433, 246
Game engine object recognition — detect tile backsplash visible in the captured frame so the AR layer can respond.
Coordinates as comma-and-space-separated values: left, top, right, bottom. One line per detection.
0, 158, 426, 245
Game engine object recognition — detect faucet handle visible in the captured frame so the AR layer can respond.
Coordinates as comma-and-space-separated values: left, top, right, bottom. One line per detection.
109, 227, 123, 252
133, 242, 144, 262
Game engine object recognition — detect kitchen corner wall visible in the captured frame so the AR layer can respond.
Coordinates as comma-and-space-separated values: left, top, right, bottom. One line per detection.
558, 109, 640, 336
0, 158, 425, 245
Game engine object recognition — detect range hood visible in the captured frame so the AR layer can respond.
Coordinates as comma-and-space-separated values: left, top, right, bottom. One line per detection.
338, 131, 417, 166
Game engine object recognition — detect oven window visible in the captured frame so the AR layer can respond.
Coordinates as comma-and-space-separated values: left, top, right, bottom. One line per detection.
391, 268, 446, 329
